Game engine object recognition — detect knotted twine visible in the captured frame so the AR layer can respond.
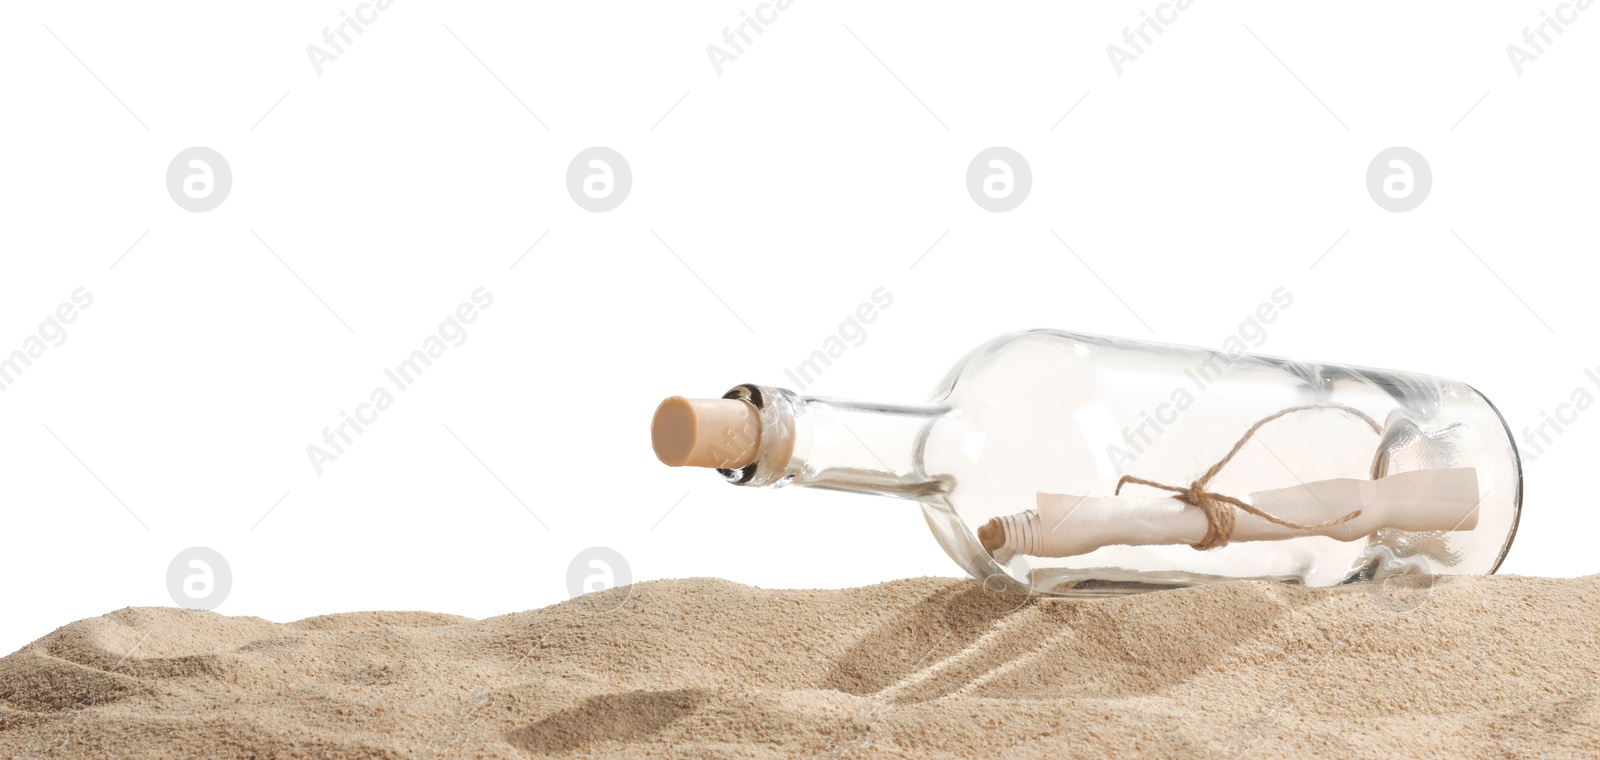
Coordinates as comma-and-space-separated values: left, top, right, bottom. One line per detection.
1113, 403, 1382, 551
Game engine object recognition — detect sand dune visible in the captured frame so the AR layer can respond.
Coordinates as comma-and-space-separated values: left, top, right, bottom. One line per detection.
2, 575, 1598, 758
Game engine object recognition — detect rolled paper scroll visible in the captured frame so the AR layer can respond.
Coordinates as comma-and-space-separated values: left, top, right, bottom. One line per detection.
980, 467, 1480, 559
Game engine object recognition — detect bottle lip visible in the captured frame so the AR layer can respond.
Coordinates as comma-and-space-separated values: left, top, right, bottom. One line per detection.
717, 384, 799, 487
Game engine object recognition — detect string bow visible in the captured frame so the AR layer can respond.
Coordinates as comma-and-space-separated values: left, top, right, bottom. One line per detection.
1113, 403, 1382, 550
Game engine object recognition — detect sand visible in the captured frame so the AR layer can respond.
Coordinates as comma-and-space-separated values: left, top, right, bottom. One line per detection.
2, 575, 1598, 759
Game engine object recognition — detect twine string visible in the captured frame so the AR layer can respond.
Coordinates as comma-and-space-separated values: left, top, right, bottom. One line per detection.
1113, 403, 1383, 551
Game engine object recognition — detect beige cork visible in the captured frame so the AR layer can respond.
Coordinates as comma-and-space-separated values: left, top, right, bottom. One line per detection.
652, 396, 762, 469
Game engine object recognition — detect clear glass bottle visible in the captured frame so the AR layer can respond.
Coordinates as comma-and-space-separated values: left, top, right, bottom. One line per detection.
651, 329, 1521, 597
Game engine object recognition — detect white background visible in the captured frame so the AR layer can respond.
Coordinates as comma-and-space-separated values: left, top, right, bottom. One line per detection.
1, 2, 1595, 655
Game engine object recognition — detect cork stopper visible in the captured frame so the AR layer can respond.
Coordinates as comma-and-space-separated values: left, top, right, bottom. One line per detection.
652, 396, 762, 469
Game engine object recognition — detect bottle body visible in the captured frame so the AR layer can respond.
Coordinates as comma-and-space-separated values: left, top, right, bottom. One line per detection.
720, 329, 1520, 597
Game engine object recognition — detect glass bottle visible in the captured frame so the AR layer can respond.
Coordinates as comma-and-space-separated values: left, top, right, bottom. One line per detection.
650, 329, 1521, 597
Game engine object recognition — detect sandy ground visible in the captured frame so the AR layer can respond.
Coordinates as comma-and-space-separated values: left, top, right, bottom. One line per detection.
2, 574, 1598, 758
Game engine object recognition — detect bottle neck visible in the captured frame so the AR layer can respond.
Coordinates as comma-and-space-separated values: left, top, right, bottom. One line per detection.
722, 384, 949, 499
